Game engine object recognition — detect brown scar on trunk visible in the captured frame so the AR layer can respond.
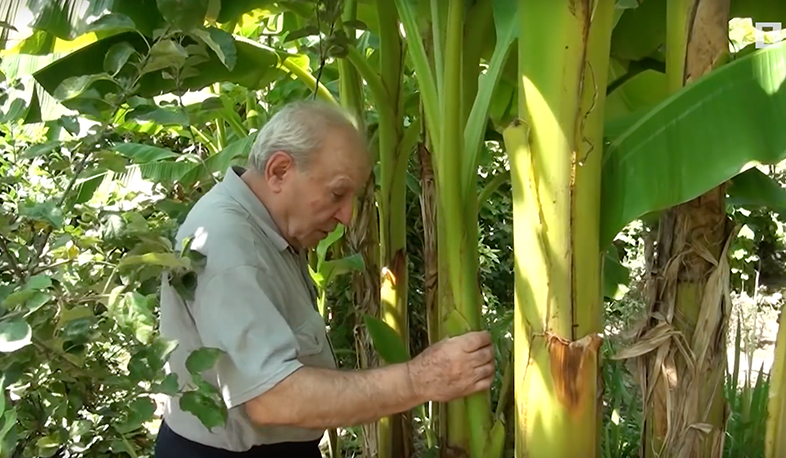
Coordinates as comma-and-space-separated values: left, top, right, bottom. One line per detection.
547, 332, 603, 414
382, 249, 407, 285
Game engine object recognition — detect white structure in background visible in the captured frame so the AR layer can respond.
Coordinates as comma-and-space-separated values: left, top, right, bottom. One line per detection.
755, 22, 783, 49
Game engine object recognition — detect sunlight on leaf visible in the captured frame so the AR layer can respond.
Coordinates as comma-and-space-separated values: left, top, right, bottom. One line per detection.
0, 318, 32, 353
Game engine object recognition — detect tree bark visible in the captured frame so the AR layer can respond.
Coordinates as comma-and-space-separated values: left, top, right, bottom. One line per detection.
636, 2, 734, 457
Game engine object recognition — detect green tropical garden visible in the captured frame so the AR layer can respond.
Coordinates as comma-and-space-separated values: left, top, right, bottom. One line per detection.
1, 0, 786, 457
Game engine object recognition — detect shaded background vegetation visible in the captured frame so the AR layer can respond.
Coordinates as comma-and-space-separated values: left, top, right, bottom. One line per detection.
0, 2, 785, 458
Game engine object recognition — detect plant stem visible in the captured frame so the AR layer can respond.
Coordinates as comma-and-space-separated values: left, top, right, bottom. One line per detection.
345, 47, 391, 113
280, 57, 337, 104
0, 234, 24, 280
478, 170, 510, 206
393, 0, 441, 152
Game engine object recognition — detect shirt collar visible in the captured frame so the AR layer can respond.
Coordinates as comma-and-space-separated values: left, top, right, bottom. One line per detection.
222, 166, 291, 252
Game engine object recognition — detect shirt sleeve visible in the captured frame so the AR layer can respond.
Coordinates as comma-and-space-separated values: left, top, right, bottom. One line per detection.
192, 264, 304, 409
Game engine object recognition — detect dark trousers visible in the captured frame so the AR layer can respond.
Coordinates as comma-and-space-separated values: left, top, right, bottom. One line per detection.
154, 420, 322, 458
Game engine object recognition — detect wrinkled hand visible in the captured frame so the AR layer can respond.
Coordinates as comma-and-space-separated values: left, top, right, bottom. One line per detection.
406, 331, 495, 403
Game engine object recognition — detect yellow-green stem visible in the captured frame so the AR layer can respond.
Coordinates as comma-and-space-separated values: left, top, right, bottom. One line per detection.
512, 1, 614, 457
280, 57, 337, 104
666, 0, 692, 93
375, 0, 409, 456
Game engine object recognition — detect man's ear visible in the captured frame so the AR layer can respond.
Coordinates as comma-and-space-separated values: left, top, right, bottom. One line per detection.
265, 151, 294, 192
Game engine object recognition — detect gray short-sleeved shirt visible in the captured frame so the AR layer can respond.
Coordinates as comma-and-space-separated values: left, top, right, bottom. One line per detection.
158, 166, 336, 451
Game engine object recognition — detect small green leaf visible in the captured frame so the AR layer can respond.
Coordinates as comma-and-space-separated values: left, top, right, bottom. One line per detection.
180, 391, 227, 431
123, 293, 156, 344
0, 318, 32, 353
20, 200, 64, 228
364, 315, 409, 364
316, 225, 345, 263
128, 351, 155, 382
727, 167, 786, 211
20, 141, 61, 160
119, 252, 190, 268
27, 274, 52, 291
153, 373, 181, 395
53, 74, 115, 101
36, 433, 60, 455
285, 25, 320, 42
58, 115, 80, 135
190, 27, 237, 71
2, 290, 36, 309
320, 254, 365, 284
85, 13, 137, 34
24, 293, 52, 315
603, 248, 630, 300
0, 408, 15, 441
149, 338, 180, 370
343, 20, 368, 30
185, 347, 223, 375
104, 42, 137, 75
157, 0, 209, 31
106, 289, 155, 344
142, 39, 189, 74
115, 396, 156, 433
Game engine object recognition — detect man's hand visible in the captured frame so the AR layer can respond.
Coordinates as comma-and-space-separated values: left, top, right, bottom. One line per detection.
245, 331, 496, 430
406, 331, 495, 403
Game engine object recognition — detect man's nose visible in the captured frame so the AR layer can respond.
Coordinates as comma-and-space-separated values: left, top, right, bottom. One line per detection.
336, 199, 354, 226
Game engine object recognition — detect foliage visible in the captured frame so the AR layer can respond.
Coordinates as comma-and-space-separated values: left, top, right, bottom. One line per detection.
1, 1, 786, 458
0, 4, 325, 455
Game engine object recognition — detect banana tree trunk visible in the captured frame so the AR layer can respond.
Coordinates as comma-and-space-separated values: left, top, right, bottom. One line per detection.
338, 4, 380, 457
417, 141, 442, 452
375, 1, 412, 456
507, 1, 615, 457
636, 1, 733, 457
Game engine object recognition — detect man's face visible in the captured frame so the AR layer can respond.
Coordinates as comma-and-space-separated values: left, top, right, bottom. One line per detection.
279, 128, 370, 249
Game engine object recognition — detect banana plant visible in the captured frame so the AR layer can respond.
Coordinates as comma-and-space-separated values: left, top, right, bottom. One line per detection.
505, 1, 615, 457
506, 0, 786, 456
375, 0, 517, 456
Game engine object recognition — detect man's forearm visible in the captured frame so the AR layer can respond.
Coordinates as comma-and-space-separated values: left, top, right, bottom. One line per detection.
244, 363, 424, 430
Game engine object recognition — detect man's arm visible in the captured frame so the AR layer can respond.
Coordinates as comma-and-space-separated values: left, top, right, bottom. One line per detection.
245, 363, 418, 430
244, 331, 495, 430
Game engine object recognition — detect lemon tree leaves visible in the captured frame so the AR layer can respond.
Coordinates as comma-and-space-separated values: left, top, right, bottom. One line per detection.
0, 318, 32, 353
181, 347, 226, 430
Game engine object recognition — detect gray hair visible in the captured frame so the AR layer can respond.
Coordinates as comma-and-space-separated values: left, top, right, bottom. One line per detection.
247, 99, 363, 172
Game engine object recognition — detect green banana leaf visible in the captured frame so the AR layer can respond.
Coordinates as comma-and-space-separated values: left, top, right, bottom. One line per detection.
0, 0, 163, 41
603, 246, 630, 301
730, 0, 786, 23
610, 0, 666, 62
600, 42, 786, 247
727, 167, 786, 211
363, 315, 410, 365
605, 59, 667, 121
0, 53, 71, 125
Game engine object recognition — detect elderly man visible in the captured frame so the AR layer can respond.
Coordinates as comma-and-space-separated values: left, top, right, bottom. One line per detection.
153, 100, 495, 457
